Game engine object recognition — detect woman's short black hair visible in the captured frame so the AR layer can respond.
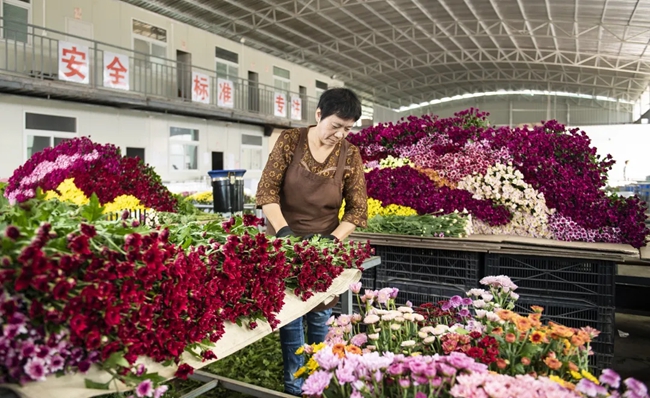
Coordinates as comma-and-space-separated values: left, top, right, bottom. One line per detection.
317, 88, 362, 122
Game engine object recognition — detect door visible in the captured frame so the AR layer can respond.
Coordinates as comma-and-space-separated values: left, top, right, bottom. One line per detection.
176, 50, 192, 100
212, 151, 224, 170
248, 71, 259, 112
299, 85, 308, 121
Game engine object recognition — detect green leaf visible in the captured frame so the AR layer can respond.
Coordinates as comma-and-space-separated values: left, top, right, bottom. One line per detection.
80, 194, 105, 222
84, 378, 111, 390
103, 351, 130, 369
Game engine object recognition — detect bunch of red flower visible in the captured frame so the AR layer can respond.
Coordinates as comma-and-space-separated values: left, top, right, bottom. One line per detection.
439, 332, 499, 366
0, 213, 373, 384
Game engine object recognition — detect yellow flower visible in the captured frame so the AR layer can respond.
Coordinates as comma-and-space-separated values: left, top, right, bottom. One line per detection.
293, 366, 306, 378
311, 342, 326, 354
581, 369, 599, 384
306, 358, 319, 374
45, 178, 148, 214
295, 346, 305, 355
103, 195, 146, 214
549, 375, 576, 390
188, 190, 213, 204
529, 330, 546, 344
570, 370, 583, 380
339, 198, 418, 221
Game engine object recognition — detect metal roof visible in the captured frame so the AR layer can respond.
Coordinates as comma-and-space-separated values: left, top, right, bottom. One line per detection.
121, 0, 650, 108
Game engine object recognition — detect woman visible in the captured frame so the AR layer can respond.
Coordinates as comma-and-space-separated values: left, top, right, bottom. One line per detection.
256, 87, 368, 396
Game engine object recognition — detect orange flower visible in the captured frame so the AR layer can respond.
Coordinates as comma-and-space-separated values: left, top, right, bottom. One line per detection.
530, 306, 544, 313
544, 356, 563, 370
514, 316, 533, 333
497, 310, 516, 321
332, 343, 346, 358
491, 327, 504, 336
496, 358, 508, 370
549, 322, 573, 338
576, 330, 591, 344
345, 345, 362, 355
570, 334, 585, 347
521, 357, 531, 366
528, 313, 542, 327
505, 333, 517, 343
568, 362, 579, 372
529, 330, 547, 345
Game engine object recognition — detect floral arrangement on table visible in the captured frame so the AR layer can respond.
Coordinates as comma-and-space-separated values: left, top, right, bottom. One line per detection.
294, 276, 649, 398
3, 137, 178, 212
0, 138, 374, 395
347, 109, 649, 248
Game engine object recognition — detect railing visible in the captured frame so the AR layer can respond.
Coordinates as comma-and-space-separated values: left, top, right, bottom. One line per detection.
0, 17, 319, 124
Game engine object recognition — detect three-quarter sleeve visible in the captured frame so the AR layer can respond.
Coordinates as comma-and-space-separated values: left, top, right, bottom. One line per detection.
341, 145, 368, 228
255, 130, 297, 207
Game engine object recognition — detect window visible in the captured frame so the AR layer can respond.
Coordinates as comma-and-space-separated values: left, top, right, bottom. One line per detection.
315, 80, 328, 99
132, 19, 167, 67
2, 0, 31, 43
169, 127, 199, 171
24, 112, 76, 159
273, 66, 290, 92
126, 147, 145, 161
215, 46, 239, 80
240, 134, 263, 171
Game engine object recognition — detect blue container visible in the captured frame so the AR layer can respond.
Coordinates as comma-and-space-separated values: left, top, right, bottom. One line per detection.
208, 169, 247, 213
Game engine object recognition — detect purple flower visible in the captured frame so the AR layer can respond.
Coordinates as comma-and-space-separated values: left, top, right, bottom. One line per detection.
577, 379, 607, 397
335, 364, 356, 384
135, 379, 153, 398
350, 333, 368, 347
78, 360, 92, 373
302, 370, 333, 396
24, 358, 47, 381
314, 347, 341, 371
449, 296, 463, 308
415, 393, 427, 398
599, 368, 621, 388
49, 355, 65, 372
624, 378, 648, 397
458, 309, 470, 318
461, 297, 473, 306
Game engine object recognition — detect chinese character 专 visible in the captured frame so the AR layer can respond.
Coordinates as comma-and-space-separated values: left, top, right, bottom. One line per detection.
193, 75, 209, 100
219, 82, 232, 104
106, 56, 127, 84
61, 46, 87, 79
275, 95, 285, 114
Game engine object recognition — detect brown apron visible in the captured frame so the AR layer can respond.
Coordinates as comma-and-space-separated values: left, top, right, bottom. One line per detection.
267, 127, 348, 311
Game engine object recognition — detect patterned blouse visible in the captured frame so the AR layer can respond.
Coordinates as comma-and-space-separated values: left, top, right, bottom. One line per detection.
256, 128, 368, 228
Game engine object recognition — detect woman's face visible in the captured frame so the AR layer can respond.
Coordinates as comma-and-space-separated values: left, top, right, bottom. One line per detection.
315, 110, 355, 147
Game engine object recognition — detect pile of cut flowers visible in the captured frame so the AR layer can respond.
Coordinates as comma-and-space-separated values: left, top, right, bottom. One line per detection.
347, 110, 649, 247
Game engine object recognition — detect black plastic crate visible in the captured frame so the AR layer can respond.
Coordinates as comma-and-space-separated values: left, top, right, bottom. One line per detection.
514, 296, 615, 373
374, 245, 481, 290
485, 254, 615, 307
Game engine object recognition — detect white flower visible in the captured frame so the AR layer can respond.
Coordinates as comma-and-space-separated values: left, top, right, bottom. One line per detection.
390, 324, 401, 331
364, 315, 380, 325
423, 336, 436, 344
413, 314, 424, 322
431, 325, 449, 335
401, 340, 416, 347
397, 306, 414, 313
473, 299, 486, 308
418, 331, 428, 339
368, 333, 380, 340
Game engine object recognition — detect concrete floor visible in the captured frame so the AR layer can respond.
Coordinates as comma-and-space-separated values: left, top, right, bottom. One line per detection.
613, 313, 650, 384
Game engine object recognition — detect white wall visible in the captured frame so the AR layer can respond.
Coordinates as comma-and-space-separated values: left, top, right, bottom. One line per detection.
0, 94, 268, 192
26, 0, 344, 97
575, 124, 650, 186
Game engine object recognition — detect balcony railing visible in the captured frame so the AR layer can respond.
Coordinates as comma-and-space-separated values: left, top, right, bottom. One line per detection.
0, 17, 319, 124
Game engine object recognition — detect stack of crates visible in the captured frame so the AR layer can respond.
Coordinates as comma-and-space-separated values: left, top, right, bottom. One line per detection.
484, 253, 616, 373
373, 245, 482, 307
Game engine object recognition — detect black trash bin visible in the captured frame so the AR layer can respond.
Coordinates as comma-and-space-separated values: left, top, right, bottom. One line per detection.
208, 169, 247, 213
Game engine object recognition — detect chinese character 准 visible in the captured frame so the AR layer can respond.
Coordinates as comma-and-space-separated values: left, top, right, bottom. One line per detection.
193, 75, 209, 100
219, 82, 232, 104
275, 95, 285, 114
61, 46, 87, 79
106, 56, 127, 85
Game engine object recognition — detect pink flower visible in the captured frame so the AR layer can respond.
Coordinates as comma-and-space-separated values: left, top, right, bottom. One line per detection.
153, 385, 169, 398
135, 379, 154, 397
350, 282, 362, 294
23, 358, 47, 381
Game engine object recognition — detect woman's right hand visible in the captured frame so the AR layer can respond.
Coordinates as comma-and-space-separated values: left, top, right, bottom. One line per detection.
275, 226, 296, 238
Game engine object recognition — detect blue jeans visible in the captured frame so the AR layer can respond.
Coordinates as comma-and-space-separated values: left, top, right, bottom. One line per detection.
280, 309, 332, 396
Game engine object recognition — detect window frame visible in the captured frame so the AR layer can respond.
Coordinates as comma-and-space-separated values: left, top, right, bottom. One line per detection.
273, 66, 291, 93
215, 58, 239, 81
23, 109, 78, 161
1, 0, 32, 45
169, 126, 200, 173
131, 17, 167, 69
240, 133, 264, 172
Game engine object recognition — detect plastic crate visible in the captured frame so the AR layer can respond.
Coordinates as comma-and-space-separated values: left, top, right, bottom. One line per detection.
373, 245, 481, 290
514, 296, 615, 373
485, 254, 615, 307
